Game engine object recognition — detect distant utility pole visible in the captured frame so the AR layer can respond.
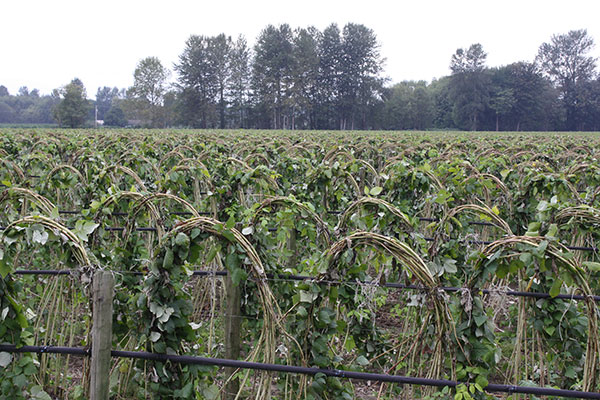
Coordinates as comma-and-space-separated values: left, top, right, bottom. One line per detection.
95, 105, 98, 128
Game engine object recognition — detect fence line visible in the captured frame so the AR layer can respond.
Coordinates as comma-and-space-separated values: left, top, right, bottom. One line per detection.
12, 268, 600, 302
1, 343, 599, 399
1, 223, 598, 252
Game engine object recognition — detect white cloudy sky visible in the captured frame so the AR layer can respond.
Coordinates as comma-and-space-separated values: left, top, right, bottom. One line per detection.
1, 0, 599, 97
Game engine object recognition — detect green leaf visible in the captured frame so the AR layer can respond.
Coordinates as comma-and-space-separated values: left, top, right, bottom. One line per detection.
534, 240, 548, 256
300, 290, 318, 303
82, 221, 100, 235
370, 186, 383, 196
443, 258, 458, 274
549, 278, 562, 298
583, 261, 600, 272
149, 332, 161, 342
356, 355, 369, 366
546, 223, 558, 239
225, 215, 236, 229
158, 307, 174, 323
537, 200, 549, 212
296, 306, 308, 318
175, 232, 190, 248
0, 256, 10, 279
231, 267, 247, 286
50, 207, 60, 220
202, 384, 220, 400
30, 386, 52, 400
163, 249, 174, 269
176, 382, 194, 398
474, 315, 487, 327
475, 375, 488, 389
526, 222, 541, 236
519, 252, 533, 265
544, 325, 556, 336
0, 352, 12, 367
32, 229, 48, 245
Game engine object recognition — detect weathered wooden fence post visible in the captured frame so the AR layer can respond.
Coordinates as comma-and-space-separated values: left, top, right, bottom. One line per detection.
90, 270, 114, 400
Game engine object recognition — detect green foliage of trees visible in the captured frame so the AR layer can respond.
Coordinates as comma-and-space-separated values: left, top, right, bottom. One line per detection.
175, 34, 232, 128
5, 26, 600, 131
52, 78, 91, 128
103, 104, 127, 127
95, 87, 120, 121
448, 44, 490, 131
536, 29, 597, 130
228, 35, 251, 128
252, 24, 296, 129
381, 81, 433, 130
0, 85, 58, 125
125, 57, 171, 128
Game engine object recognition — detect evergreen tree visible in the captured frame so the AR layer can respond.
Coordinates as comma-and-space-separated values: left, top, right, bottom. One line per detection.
228, 35, 251, 128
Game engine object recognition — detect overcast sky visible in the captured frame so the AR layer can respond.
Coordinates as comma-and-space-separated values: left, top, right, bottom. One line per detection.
2, 0, 599, 97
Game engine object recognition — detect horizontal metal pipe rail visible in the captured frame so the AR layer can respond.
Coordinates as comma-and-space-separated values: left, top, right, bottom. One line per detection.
0, 344, 598, 399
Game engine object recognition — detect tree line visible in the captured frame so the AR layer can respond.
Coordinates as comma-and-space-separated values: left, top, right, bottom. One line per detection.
1, 25, 599, 131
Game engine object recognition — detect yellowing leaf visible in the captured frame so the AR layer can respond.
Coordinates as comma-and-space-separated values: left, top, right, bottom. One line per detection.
370, 186, 383, 196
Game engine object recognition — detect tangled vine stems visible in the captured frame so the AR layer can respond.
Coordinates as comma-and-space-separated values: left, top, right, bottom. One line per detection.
555, 204, 600, 228
0, 158, 26, 184
91, 191, 164, 245
325, 231, 455, 381
429, 203, 512, 260
252, 195, 332, 247
163, 159, 217, 214
98, 165, 148, 192
554, 205, 600, 263
0, 187, 56, 219
463, 173, 513, 212
143, 216, 302, 400
0, 215, 96, 399
474, 235, 599, 391
133, 192, 201, 218
335, 196, 414, 236
3, 215, 93, 269
40, 164, 86, 192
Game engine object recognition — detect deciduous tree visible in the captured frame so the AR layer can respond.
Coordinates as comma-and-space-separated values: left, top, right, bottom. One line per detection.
95, 86, 121, 120
53, 78, 91, 128
128, 57, 170, 127
448, 43, 490, 130
536, 29, 597, 130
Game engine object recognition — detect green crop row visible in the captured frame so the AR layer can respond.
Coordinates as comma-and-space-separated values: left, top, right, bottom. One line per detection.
0, 129, 599, 399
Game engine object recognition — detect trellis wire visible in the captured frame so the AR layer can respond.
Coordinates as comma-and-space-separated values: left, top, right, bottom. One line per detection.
12, 269, 600, 302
